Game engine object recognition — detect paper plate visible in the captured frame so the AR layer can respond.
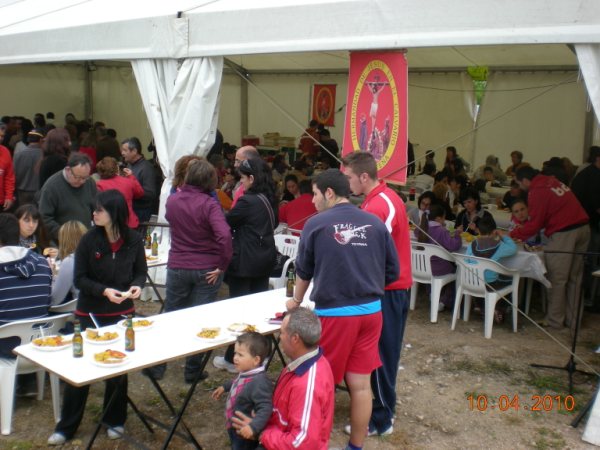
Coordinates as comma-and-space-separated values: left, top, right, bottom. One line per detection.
84, 332, 120, 345
31, 336, 72, 352
119, 319, 155, 331
195, 334, 228, 344
227, 323, 257, 335
91, 355, 130, 368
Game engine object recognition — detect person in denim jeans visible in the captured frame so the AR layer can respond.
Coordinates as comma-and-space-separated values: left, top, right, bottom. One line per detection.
144, 158, 232, 382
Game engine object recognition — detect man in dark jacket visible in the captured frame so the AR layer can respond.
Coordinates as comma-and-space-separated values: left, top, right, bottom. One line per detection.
121, 137, 157, 225
288, 169, 399, 450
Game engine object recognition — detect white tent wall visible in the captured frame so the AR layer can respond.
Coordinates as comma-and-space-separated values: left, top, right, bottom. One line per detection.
407, 72, 475, 170
0, 64, 85, 122
475, 72, 586, 170
0, 63, 591, 173
218, 74, 243, 146
91, 65, 153, 149
244, 74, 348, 147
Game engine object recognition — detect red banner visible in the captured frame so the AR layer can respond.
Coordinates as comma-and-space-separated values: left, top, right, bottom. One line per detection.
312, 84, 336, 126
342, 51, 408, 184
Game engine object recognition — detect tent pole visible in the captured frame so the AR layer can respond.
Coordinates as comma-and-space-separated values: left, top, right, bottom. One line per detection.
241, 77, 248, 139
84, 61, 95, 122
583, 109, 595, 160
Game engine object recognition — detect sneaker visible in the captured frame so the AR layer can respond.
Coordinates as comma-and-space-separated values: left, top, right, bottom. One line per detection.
343, 424, 393, 436
184, 371, 209, 384
438, 303, 445, 313
212, 356, 237, 373
107, 426, 124, 440
47, 432, 67, 445
368, 425, 393, 437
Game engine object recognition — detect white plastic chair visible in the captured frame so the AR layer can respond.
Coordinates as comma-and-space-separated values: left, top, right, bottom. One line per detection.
0, 313, 72, 435
410, 242, 457, 323
269, 235, 300, 289
48, 298, 77, 313
451, 253, 520, 339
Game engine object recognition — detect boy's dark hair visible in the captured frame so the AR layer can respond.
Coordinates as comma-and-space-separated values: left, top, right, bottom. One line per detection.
0, 214, 19, 246
313, 169, 350, 198
477, 214, 497, 235
236, 332, 271, 364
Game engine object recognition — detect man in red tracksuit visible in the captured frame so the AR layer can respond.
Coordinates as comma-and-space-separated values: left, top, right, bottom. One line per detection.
0, 124, 15, 211
510, 166, 589, 330
343, 151, 412, 437
232, 308, 334, 449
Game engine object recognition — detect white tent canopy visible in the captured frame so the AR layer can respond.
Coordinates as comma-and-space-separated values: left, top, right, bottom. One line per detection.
1, 0, 600, 193
0, 0, 599, 63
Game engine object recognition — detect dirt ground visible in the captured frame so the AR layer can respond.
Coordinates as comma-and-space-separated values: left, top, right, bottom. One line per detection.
3, 288, 600, 450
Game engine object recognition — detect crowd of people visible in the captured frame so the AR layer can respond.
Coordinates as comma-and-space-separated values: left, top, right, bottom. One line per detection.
2, 109, 600, 449
410, 144, 598, 330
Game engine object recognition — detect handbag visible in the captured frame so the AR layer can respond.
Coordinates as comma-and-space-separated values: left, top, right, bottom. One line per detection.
257, 194, 287, 277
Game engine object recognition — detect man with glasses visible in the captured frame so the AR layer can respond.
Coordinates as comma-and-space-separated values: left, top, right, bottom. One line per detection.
39, 153, 96, 241
231, 145, 259, 208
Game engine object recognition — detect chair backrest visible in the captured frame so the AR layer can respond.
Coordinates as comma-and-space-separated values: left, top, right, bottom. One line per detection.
452, 253, 517, 296
411, 242, 454, 282
0, 314, 73, 347
274, 234, 300, 259
49, 298, 77, 313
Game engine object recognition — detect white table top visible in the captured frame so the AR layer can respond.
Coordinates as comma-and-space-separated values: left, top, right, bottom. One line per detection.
15, 289, 289, 387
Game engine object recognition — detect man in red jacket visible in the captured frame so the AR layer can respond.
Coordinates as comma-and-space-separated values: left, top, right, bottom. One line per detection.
232, 308, 334, 449
0, 123, 15, 211
342, 151, 412, 437
278, 180, 317, 233
510, 166, 589, 330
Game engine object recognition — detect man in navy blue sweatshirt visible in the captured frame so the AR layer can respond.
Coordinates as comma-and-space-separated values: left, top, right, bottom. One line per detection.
286, 169, 399, 450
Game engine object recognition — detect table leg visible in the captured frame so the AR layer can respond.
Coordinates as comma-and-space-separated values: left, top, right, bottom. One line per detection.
127, 396, 154, 433
266, 334, 286, 371
160, 352, 213, 449
146, 271, 166, 313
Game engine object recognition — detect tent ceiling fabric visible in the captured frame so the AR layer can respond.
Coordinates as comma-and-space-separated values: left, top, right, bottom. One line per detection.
0, 0, 598, 64
226, 45, 579, 72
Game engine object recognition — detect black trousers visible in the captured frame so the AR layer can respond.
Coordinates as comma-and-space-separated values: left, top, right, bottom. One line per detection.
54, 315, 128, 439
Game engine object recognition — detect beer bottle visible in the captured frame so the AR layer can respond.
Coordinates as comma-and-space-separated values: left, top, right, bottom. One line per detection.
145, 229, 152, 249
286, 268, 295, 298
151, 233, 159, 257
125, 314, 135, 352
73, 320, 83, 358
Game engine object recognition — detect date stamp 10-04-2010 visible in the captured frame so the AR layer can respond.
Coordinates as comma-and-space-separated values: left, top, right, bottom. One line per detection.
467, 394, 576, 412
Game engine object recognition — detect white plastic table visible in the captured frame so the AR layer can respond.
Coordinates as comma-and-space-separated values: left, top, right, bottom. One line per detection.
15, 288, 289, 448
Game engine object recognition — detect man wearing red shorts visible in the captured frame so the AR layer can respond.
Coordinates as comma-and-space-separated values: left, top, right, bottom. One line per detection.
287, 169, 399, 450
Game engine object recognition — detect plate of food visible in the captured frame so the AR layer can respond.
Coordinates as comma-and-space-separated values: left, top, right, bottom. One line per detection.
119, 318, 154, 331
91, 349, 129, 368
227, 323, 258, 335
196, 327, 228, 343
145, 255, 159, 261
31, 335, 72, 351
84, 329, 120, 345
460, 232, 475, 243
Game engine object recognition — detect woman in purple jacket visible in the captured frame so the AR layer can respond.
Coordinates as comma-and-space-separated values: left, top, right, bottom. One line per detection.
147, 159, 233, 383
416, 203, 463, 310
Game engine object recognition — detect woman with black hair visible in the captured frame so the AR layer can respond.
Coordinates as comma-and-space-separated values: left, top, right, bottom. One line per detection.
213, 157, 278, 373
48, 189, 147, 446
454, 187, 496, 235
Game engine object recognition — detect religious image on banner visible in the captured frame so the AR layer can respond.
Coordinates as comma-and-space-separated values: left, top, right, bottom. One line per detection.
312, 84, 336, 126
342, 51, 408, 183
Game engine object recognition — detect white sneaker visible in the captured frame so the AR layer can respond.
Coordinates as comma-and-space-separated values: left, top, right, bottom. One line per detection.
48, 432, 67, 445
212, 356, 237, 373
343, 424, 393, 436
107, 426, 124, 440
